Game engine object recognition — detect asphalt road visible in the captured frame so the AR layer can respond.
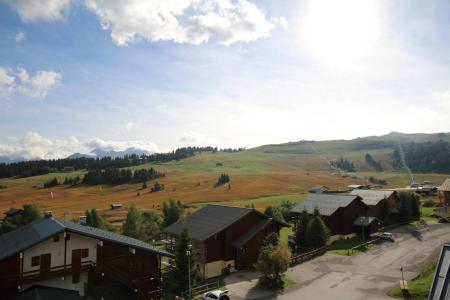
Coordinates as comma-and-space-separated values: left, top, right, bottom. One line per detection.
225, 223, 450, 300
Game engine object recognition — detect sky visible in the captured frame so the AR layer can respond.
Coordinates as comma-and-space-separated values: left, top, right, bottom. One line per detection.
0, 0, 449, 159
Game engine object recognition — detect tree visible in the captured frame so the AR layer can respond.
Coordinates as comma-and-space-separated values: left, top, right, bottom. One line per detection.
294, 209, 310, 249
264, 206, 285, 223
398, 192, 413, 221
84, 208, 113, 231
255, 243, 291, 288
141, 211, 161, 242
123, 203, 141, 239
0, 204, 42, 234
43, 177, 58, 188
306, 207, 329, 248
142, 181, 148, 189
173, 228, 197, 294
398, 192, 421, 221
162, 199, 184, 227
263, 232, 280, 247
216, 173, 230, 186
151, 182, 165, 192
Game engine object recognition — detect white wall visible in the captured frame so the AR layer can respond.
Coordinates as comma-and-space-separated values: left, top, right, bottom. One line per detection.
21, 231, 98, 296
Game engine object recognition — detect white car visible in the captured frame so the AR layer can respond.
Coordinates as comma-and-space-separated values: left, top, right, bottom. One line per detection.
379, 232, 394, 241
201, 290, 230, 300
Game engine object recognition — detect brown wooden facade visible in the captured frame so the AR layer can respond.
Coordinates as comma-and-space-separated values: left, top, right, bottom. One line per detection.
0, 230, 163, 300
202, 211, 283, 267
322, 199, 368, 236
366, 193, 400, 220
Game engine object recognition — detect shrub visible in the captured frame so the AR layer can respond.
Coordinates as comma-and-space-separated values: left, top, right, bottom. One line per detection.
422, 199, 435, 207
216, 173, 230, 186
43, 178, 58, 188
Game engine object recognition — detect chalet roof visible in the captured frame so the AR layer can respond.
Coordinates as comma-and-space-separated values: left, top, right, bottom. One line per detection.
4, 208, 24, 217
429, 244, 450, 300
353, 216, 377, 227
290, 194, 364, 216
0, 217, 172, 261
163, 204, 278, 241
349, 190, 395, 206
439, 179, 450, 192
232, 219, 271, 250
14, 285, 83, 300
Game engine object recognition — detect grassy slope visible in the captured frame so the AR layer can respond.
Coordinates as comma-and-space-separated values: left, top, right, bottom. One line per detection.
388, 256, 438, 299
0, 133, 449, 225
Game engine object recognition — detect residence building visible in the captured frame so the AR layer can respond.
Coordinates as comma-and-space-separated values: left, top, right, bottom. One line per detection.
290, 194, 374, 242
439, 179, 450, 205
163, 204, 288, 279
0, 215, 172, 300
349, 189, 400, 221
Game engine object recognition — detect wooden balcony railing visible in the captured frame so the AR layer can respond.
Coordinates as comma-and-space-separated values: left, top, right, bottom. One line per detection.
0, 260, 95, 288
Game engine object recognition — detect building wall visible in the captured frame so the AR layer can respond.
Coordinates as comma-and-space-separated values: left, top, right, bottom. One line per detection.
23, 232, 97, 273
439, 191, 450, 204
201, 259, 235, 279
22, 272, 89, 296
204, 212, 266, 263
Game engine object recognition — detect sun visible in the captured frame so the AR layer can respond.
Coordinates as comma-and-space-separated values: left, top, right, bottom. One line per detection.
301, 0, 381, 68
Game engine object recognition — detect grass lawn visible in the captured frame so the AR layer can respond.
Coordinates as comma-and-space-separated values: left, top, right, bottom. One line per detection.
388, 256, 438, 299
328, 237, 375, 255
280, 226, 293, 246
281, 275, 295, 289
421, 206, 439, 222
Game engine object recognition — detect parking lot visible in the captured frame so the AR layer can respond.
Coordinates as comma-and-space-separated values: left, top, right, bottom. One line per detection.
225, 223, 450, 300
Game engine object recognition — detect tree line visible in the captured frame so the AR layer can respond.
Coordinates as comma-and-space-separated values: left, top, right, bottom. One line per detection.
0, 146, 245, 178
331, 157, 356, 172
83, 167, 164, 185
392, 141, 450, 173
365, 153, 383, 172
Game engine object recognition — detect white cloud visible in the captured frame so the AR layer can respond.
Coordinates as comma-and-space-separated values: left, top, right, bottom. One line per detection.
0, 67, 62, 98
179, 130, 213, 145
4, 0, 283, 46
0, 133, 160, 160
15, 31, 25, 42
2, 0, 72, 22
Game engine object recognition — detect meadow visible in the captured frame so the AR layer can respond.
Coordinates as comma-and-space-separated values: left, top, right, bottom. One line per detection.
0, 139, 448, 226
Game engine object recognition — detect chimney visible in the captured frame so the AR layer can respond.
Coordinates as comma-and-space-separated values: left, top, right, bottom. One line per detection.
44, 211, 53, 218
79, 215, 87, 225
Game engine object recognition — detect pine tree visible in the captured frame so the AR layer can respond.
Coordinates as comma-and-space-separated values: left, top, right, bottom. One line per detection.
162, 199, 184, 227
173, 228, 197, 294
123, 203, 141, 238
306, 207, 330, 248
295, 209, 310, 248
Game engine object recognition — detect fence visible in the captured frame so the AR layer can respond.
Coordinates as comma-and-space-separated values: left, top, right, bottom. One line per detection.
181, 280, 221, 299
348, 238, 380, 255
291, 246, 327, 266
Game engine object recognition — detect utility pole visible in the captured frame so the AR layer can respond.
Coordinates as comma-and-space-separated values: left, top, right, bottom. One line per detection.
186, 244, 192, 299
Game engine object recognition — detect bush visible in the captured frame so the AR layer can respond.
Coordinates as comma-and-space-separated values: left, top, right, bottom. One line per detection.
43, 178, 58, 188
422, 199, 435, 207
216, 173, 230, 186
151, 182, 165, 192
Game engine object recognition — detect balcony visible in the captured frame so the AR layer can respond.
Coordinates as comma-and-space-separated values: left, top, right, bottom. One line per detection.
0, 260, 95, 288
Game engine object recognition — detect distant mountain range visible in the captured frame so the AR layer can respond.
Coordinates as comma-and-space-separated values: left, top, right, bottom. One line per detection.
0, 147, 152, 163
66, 147, 152, 159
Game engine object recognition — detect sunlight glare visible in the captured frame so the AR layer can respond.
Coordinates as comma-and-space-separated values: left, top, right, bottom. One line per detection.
302, 0, 381, 68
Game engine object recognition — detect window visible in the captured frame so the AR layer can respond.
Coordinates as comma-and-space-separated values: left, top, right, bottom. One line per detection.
53, 235, 59, 242
66, 233, 71, 240
81, 248, 89, 258
72, 273, 80, 283
31, 256, 40, 267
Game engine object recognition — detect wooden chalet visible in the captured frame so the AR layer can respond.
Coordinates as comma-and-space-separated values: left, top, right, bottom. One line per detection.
162, 205, 288, 279
349, 189, 400, 220
0, 215, 173, 300
290, 194, 372, 242
439, 179, 450, 205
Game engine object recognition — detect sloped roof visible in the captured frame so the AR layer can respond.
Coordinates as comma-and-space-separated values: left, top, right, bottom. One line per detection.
163, 205, 267, 241
429, 244, 450, 300
14, 285, 83, 300
0, 217, 171, 261
232, 219, 271, 250
290, 194, 363, 216
439, 179, 450, 192
350, 189, 395, 206
353, 216, 377, 227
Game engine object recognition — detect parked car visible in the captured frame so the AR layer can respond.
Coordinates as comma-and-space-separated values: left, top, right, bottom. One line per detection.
379, 232, 394, 241
202, 290, 230, 300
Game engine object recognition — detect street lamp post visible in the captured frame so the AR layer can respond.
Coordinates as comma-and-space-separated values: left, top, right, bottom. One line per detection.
186, 244, 192, 299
